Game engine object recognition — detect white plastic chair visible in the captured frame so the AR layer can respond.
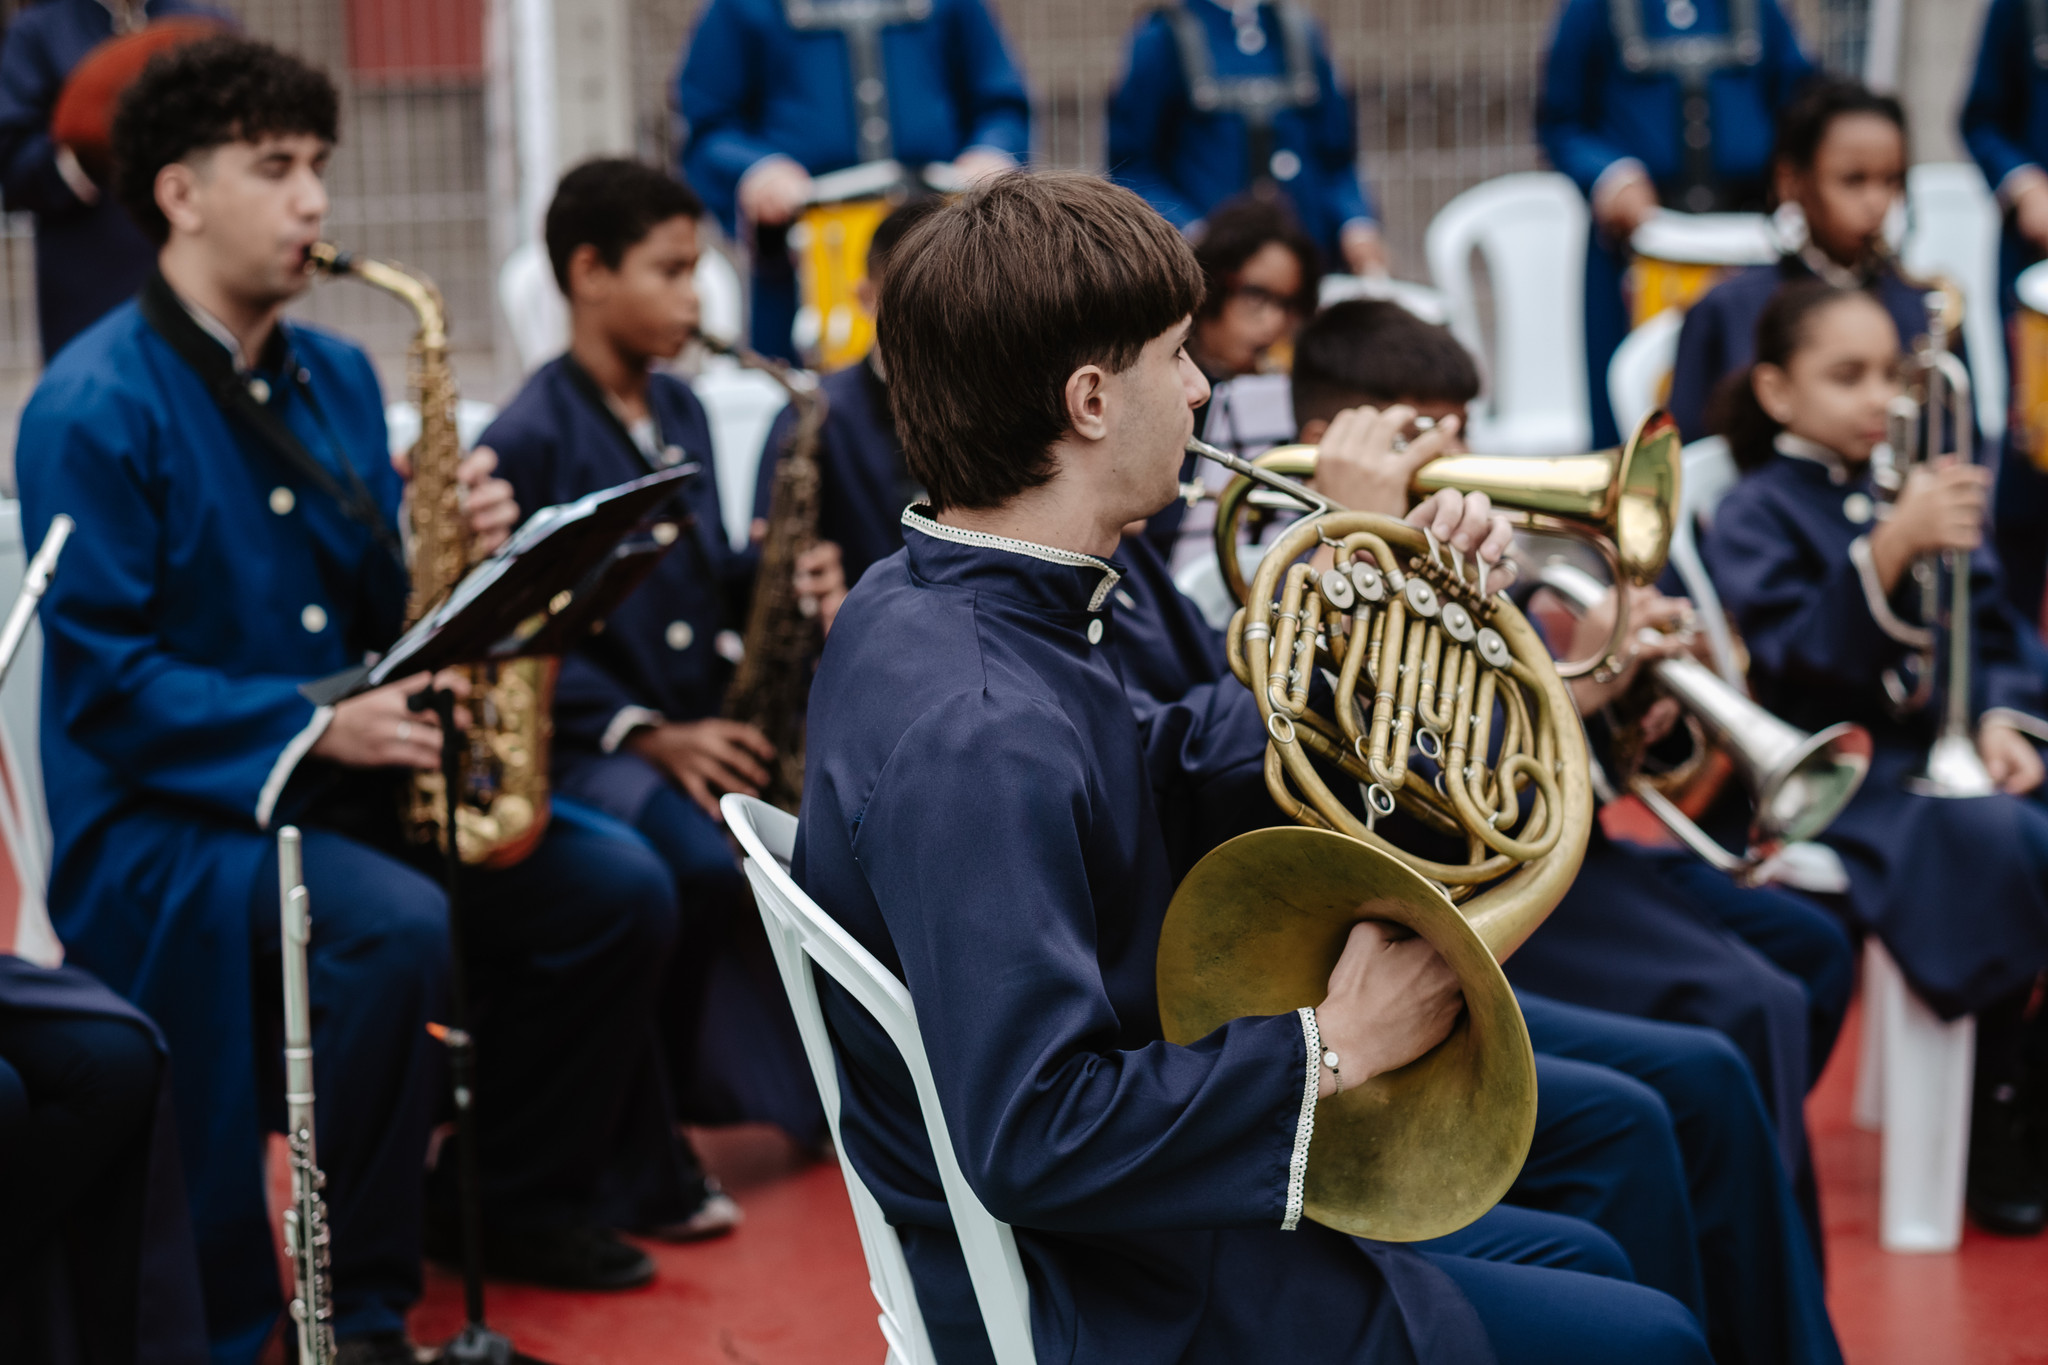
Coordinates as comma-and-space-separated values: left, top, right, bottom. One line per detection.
1668, 436, 1745, 685
1903, 162, 2007, 445
1316, 273, 1452, 326
1425, 172, 1591, 455
383, 400, 500, 460
723, 794, 1035, 1365
1852, 940, 1975, 1253
1607, 309, 1685, 441
693, 362, 792, 551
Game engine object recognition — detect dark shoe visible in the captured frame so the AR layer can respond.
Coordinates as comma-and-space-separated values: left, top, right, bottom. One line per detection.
335, 1333, 423, 1365
1968, 1099, 2048, 1236
426, 1217, 656, 1291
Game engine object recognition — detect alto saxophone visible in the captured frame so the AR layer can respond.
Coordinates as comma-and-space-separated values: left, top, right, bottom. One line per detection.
704, 333, 829, 812
308, 244, 556, 866
277, 826, 336, 1365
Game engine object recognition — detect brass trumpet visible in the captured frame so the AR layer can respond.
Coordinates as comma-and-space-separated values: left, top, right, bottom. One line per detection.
1204, 411, 1684, 678
1157, 442, 1600, 1242
1535, 561, 1872, 876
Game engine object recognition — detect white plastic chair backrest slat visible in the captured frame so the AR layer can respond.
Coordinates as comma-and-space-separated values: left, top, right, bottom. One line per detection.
1425, 172, 1591, 455
1668, 437, 1743, 683
1902, 163, 2006, 443
0, 499, 57, 965
724, 795, 1036, 1365
1607, 309, 1685, 440
692, 364, 791, 552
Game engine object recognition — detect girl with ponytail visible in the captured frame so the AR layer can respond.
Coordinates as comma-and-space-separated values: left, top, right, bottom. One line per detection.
1702, 279, 2048, 1238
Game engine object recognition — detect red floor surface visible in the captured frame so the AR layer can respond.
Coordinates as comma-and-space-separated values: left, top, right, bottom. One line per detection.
370, 997, 2048, 1364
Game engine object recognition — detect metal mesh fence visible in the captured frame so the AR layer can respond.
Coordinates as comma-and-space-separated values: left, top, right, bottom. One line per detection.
0, 0, 1876, 465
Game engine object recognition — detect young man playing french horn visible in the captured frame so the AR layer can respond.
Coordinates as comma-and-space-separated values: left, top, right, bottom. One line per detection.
792, 169, 1711, 1365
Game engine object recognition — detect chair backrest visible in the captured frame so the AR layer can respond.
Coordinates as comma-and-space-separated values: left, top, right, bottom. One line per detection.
693, 363, 792, 552
1425, 172, 1591, 455
1903, 162, 2007, 444
722, 794, 1035, 1365
1316, 272, 1452, 326
383, 400, 500, 460
1606, 309, 1685, 440
0, 500, 58, 965
1667, 437, 1744, 683
496, 240, 747, 381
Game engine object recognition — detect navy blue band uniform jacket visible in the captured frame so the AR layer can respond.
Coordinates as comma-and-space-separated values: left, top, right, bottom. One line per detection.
0, 0, 224, 359
679, 0, 1029, 239
793, 512, 1492, 1365
1107, 0, 1375, 266
16, 295, 409, 1348
1703, 444, 2048, 1018
479, 359, 754, 825
1537, 0, 1814, 446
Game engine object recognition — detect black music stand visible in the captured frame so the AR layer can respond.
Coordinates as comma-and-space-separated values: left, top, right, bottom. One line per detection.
304, 467, 692, 1365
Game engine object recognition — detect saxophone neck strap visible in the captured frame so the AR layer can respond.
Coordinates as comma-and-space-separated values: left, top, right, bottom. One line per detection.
138, 271, 405, 568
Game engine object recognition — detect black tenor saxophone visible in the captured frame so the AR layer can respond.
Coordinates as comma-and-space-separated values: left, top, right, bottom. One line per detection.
308, 243, 555, 866
277, 826, 336, 1365
704, 333, 829, 812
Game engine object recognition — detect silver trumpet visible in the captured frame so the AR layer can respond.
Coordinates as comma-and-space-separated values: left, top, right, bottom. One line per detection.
278, 827, 336, 1365
1537, 562, 1872, 877
1877, 287, 1995, 797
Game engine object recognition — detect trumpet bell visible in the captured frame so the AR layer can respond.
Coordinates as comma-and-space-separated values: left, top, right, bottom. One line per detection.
1755, 721, 1873, 846
1158, 827, 1536, 1241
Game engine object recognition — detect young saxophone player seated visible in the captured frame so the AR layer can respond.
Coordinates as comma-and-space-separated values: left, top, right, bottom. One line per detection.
1703, 279, 2048, 1236
477, 158, 834, 1190
17, 38, 686, 1364
796, 169, 1711, 1365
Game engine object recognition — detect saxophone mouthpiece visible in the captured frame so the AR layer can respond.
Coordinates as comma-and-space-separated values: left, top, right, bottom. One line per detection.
305, 242, 352, 276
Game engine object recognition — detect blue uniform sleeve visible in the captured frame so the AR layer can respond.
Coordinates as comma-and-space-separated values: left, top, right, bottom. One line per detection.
678, 0, 784, 232
20, 388, 322, 824
1536, 0, 1634, 198
1107, 16, 1203, 231
948, 0, 1030, 158
1309, 24, 1373, 227
1702, 490, 1909, 699
1667, 289, 1734, 443
0, 19, 86, 219
856, 689, 1311, 1231
1962, 0, 2039, 194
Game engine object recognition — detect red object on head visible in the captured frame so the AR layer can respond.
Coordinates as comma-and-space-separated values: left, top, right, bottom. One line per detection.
50, 17, 227, 177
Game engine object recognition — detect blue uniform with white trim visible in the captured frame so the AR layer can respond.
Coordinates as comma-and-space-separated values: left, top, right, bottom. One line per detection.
1537, 0, 1814, 446
1960, 0, 2048, 618
1107, 0, 1374, 267
17, 294, 681, 1363
795, 510, 1710, 1365
677, 0, 1030, 360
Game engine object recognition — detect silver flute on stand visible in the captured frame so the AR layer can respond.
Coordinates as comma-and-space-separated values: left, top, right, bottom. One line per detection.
278, 826, 336, 1365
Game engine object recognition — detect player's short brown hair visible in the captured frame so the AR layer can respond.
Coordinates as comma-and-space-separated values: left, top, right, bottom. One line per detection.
878, 172, 1204, 512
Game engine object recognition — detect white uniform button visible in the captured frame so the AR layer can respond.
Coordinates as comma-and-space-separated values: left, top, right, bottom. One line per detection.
1087, 618, 1104, 644
665, 620, 695, 651
247, 377, 271, 404
269, 486, 296, 516
301, 604, 328, 633
1843, 492, 1874, 525
651, 521, 680, 547
1270, 149, 1302, 182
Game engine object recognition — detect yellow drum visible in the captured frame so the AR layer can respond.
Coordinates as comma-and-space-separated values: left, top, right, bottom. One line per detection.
790, 159, 953, 372
2013, 261, 2048, 470
1627, 212, 1779, 328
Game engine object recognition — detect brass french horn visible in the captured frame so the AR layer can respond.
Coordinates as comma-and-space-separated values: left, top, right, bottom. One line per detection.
1156, 417, 1679, 1242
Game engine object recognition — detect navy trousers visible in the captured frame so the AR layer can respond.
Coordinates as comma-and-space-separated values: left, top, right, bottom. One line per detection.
1523, 994, 1840, 1365
248, 801, 677, 1341
1428, 1252, 1712, 1365
1644, 848, 1856, 1085
632, 782, 826, 1147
